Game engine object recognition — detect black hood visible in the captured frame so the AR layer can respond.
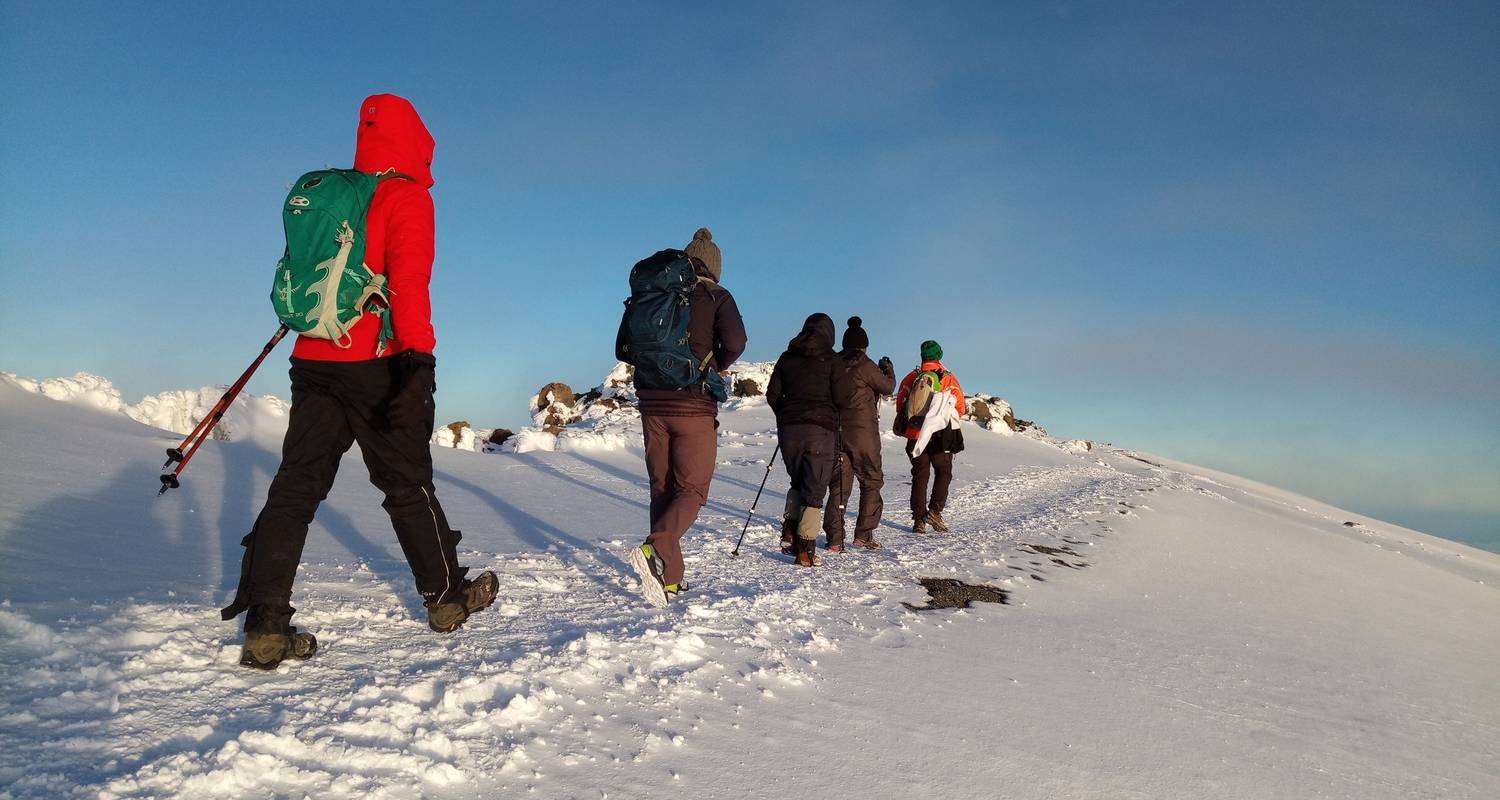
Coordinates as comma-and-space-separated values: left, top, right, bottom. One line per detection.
787, 313, 835, 357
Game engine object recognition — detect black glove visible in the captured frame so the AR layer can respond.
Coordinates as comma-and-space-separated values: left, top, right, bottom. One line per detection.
386, 351, 436, 430
878, 356, 894, 377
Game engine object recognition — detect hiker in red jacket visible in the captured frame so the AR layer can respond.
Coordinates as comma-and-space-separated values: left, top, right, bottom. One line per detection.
894, 340, 966, 534
222, 94, 497, 669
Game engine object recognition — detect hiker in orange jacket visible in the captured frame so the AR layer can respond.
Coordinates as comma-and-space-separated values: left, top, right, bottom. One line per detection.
894, 340, 965, 533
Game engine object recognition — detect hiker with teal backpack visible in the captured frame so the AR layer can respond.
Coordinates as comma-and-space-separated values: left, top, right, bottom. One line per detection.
893, 340, 966, 534
222, 94, 498, 669
617, 228, 747, 607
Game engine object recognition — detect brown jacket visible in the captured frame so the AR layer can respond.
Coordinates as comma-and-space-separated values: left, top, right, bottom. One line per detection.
838, 348, 896, 431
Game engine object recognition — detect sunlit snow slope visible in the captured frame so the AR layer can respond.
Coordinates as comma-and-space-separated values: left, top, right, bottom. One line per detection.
1, 377, 1496, 800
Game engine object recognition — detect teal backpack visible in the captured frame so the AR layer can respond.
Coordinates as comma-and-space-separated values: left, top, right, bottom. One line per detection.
618, 249, 729, 402
271, 169, 402, 351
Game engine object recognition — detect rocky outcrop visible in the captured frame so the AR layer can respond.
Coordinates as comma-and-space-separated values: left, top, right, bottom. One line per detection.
532, 382, 582, 434
965, 393, 1025, 433
725, 361, 776, 399
443, 421, 471, 447
488, 428, 515, 446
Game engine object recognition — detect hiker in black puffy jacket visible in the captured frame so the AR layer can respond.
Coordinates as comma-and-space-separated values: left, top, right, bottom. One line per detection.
766, 313, 854, 567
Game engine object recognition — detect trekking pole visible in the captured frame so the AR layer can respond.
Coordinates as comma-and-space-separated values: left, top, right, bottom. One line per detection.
730, 443, 780, 557
835, 425, 846, 516
158, 325, 289, 496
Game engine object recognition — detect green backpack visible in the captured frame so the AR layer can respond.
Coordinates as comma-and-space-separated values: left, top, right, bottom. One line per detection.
271, 169, 402, 351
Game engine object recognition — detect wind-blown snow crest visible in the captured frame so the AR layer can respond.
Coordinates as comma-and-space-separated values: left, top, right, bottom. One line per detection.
2, 371, 289, 444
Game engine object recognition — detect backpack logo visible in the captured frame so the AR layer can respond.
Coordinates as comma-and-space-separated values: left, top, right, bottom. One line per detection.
288, 196, 310, 207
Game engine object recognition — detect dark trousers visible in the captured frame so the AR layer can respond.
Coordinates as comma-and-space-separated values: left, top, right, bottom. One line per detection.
642, 413, 718, 586
907, 439, 954, 520
824, 426, 884, 544
779, 424, 836, 540
223, 357, 466, 634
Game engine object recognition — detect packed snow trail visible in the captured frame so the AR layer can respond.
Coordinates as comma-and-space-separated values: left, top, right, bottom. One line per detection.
2, 378, 1497, 799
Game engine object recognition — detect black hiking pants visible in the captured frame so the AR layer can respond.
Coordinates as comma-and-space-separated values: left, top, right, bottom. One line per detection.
824, 425, 884, 544
907, 439, 954, 521
223, 357, 467, 634
778, 423, 836, 541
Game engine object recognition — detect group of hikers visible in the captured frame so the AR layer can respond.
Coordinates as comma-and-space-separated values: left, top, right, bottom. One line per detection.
225, 94, 966, 668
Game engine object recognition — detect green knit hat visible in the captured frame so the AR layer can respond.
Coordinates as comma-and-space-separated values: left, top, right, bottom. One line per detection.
921, 340, 943, 361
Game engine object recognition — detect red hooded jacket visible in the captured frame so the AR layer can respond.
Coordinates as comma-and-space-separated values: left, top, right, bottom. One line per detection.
292, 94, 437, 361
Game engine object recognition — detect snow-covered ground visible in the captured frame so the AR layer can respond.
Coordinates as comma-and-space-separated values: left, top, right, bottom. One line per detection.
1, 373, 1497, 799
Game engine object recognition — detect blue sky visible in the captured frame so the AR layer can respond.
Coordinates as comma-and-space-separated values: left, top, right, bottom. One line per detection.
2, 1, 1496, 548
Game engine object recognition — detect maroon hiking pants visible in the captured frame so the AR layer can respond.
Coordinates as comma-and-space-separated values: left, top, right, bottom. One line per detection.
642, 413, 718, 585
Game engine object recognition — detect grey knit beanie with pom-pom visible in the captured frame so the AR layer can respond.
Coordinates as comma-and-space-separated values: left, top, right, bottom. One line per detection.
842, 316, 869, 350
684, 227, 722, 282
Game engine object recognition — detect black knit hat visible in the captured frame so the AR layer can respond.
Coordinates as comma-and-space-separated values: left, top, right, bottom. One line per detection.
842, 316, 869, 349
684, 227, 722, 282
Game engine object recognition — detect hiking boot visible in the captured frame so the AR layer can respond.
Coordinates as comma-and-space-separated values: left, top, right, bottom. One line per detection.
851, 536, 883, 550
794, 538, 823, 567
780, 518, 797, 555
239, 627, 318, 670
825, 542, 847, 554
629, 543, 671, 608
427, 570, 500, 633
927, 510, 950, 533
913, 514, 928, 534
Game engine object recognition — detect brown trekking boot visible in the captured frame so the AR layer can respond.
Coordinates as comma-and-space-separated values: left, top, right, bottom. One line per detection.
927, 510, 950, 533
825, 542, 846, 554
239, 627, 318, 670
793, 535, 823, 566
912, 513, 927, 534
851, 536, 883, 550
427, 570, 500, 633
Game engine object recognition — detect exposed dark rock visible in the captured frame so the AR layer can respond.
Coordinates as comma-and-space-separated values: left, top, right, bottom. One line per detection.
534, 382, 576, 411
902, 578, 1010, 611
733, 377, 764, 397
488, 428, 514, 446
443, 420, 470, 447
